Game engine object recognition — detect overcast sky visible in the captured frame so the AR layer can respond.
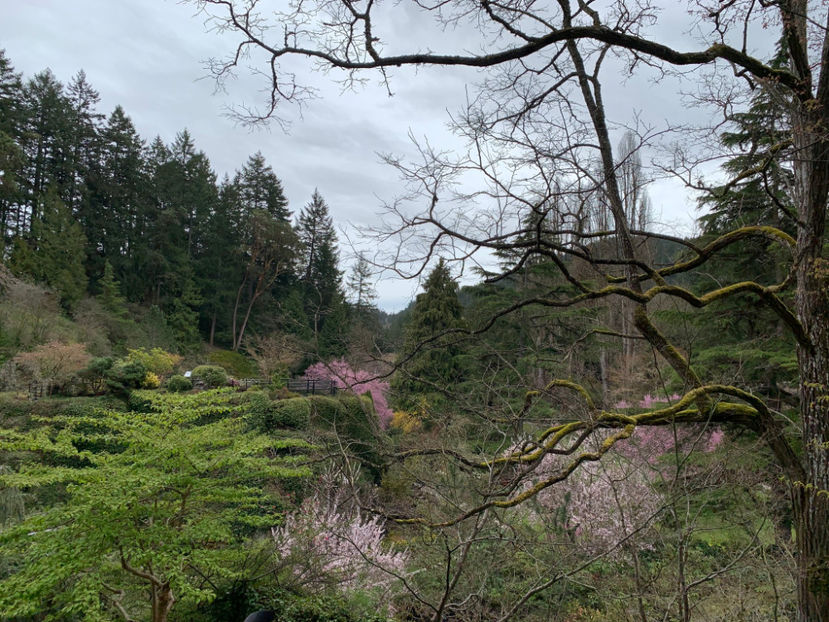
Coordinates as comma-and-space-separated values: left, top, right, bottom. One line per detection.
1, 1, 760, 311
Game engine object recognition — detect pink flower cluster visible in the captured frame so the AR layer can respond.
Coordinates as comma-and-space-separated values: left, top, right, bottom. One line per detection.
511, 443, 662, 556
303, 359, 393, 428
506, 418, 726, 556
611, 393, 726, 461
272, 490, 409, 602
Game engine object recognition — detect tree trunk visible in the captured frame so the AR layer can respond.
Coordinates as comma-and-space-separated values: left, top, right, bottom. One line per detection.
792, 189, 829, 622
791, 71, 829, 620
151, 582, 175, 622
231, 280, 245, 351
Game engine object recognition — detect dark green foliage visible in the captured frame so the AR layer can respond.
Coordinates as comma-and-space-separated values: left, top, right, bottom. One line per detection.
0, 393, 122, 424
104, 358, 147, 395
192, 364, 229, 388
248, 394, 311, 431
265, 592, 389, 622
393, 259, 466, 404
166, 374, 193, 393
8, 188, 87, 309
309, 394, 385, 481
208, 349, 259, 377
181, 586, 389, 622
297, 190, 348, 355
79, 356, 113, 393
97, 260, 127, 316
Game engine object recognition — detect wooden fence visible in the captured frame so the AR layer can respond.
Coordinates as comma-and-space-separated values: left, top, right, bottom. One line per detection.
236, 378, 338, 395
28, 381, 49, 401
285, 378, 338, 395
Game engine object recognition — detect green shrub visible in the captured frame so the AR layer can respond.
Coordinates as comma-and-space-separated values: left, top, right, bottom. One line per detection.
80, 357, 113, 394
126, 347, 182, 376
128, 391, 155, 413
166, 374, 193, 393
308, 394, 385, 483
191, 365, 228, 388
105, 359, 148, 396
248, 394, 311, 431
0, 393, 124, 423
207, 349, 258, 377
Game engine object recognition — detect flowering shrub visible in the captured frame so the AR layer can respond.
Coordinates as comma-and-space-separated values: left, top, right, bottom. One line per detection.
524, 446, 662, 555
612, 393, 725, 463
508, 417, 726, 556
273, 488, 408, 610
303, 360, 392, 428
390, 410, 422, 434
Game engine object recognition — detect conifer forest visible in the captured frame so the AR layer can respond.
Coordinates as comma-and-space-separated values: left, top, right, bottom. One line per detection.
1, 1, 828, 621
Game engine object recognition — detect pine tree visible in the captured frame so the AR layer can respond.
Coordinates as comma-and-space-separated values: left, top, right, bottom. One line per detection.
64, 70, 103, 214
82, 105, 148, 290
297, 190, 346, 348
9, 187, 87, 309
19, 70, 74, 232
347, 252, 377, 313
98, 260, 127, 317
196, 176, 244, 346
393, 258, 465, 402
0, 50, 25, 246
234, 151, 290, 224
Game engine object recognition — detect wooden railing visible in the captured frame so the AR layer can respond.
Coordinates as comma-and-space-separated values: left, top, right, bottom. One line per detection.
285, 378, 338, 395
235, 378, 338, 395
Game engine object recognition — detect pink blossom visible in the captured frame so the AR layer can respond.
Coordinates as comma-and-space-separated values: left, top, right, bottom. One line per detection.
303, 359, 393, 428
505, 440, 662, 556
273, 487, 409, 608
706, 427, 725, 452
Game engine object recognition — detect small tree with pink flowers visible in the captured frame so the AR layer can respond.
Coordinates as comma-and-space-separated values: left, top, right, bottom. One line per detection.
303, 359, 393, 428
272, 475, 409, 613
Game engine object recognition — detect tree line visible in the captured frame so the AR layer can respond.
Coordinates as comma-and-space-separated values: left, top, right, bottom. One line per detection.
0, 50, 374, 359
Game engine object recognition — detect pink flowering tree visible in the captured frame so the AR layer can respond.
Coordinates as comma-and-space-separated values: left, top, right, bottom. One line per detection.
513, 443, 662, 556
303, 359, 393, 428
509, 420, 725, 557
272, 483, 409, 611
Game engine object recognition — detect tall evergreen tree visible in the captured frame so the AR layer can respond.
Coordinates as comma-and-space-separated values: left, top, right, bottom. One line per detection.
296, 190, 346, 353
19, 70, 74, 233
196, 176, 243, 346
347, 252, 377, 314
8, 187, 87, 309
234, 151, 291, 224
98, 259, 128, 317
0, 51, 25, 248
64, 70, 103, 215
82, 105, 148, 291
143, 131, 216, 347
393, 258, 465, 402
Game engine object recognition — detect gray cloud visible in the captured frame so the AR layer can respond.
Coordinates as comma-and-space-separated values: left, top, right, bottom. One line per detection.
3, 0, 771, 310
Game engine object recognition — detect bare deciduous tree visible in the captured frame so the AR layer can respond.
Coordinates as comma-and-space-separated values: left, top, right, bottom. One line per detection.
189, 2, 829, 619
